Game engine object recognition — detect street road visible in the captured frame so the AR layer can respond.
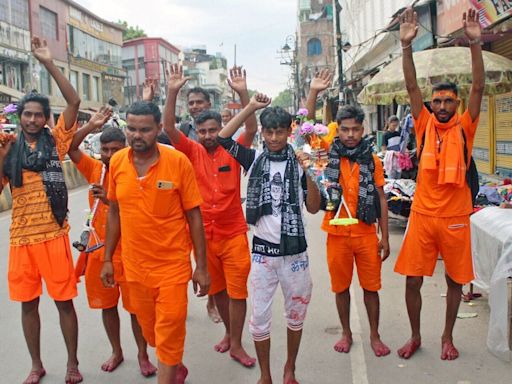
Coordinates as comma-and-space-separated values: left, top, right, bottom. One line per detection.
0, 186, 510, 383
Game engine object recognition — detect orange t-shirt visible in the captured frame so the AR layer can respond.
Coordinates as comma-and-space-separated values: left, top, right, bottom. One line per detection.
413, 106, 479, 217
4, 114, 77, 246
75, 154, 121, 261
322, 153, 385, 237
107, 144, 203, 288
173, 131, 248, 240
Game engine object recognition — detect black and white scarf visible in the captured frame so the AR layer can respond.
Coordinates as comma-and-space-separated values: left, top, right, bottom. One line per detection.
3, 128, 68, 227
246, 144, 307, 256
325, 137, 380, 224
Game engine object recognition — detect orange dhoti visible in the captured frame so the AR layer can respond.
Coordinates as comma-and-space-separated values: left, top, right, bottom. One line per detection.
394, 211, 474, 284
207, 233, 250, 299
8, 235, 77, 302
127, 281, 188, 366
326, 234, 381, 293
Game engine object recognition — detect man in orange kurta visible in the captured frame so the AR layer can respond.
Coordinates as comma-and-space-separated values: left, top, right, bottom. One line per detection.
395, 7, 484, 361
161, 64, 256, 367
0, 37, 83, 384
321, 105, 390, 358
102, 101, 210, 384
68, 107, 156, 376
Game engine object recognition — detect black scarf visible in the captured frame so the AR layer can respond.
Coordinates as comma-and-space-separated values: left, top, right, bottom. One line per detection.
325, 137, 380, 224
246, 144, 307, 256
3, 128, 68, 227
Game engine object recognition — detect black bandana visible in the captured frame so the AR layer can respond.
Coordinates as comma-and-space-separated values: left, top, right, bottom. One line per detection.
325, 137, 380, 224
3, 128, 68, 226
246, 144, 307, 256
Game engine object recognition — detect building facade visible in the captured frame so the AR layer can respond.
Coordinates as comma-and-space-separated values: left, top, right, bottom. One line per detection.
182, 46, 229, 113
297, 0, 335, 106
0, 0, 31, 107
122, 37, 181, 112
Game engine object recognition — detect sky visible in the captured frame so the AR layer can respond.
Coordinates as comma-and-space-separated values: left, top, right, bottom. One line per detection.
76, 0, 298, 97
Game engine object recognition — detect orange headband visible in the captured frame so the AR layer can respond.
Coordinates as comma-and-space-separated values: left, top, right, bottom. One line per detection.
432, 90, 458, 100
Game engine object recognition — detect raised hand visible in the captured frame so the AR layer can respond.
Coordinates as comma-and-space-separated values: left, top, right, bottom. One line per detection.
31, 36, 52, 64
249, 93, 271, 110
88, 105, 112, 129
227, 66, 248, 95
399, 7, 418, 45
167, 64, 191, 94
463, 8, 482, 41
142, 78, 157, 101
310, 68, 332, 92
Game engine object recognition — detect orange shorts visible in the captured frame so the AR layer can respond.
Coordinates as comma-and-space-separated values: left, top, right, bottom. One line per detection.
84, 251, 135, 313
326, 234, 381, 293
207, 233, 250, 299
128, 281, 188, 366
8, 235, 77, 302
395, 211, 474, 284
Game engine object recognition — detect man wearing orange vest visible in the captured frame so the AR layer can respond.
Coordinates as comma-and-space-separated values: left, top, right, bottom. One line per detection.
395, 7, 484, 361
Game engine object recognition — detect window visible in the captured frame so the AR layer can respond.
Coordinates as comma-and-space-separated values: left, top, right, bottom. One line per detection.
82, 73, 90, 100
40, 6, 57, 41
11, 0, 29, 29
92, 76, 100, 102
40, 66, 51, 96
307, 38, 322, 56
68, 25, 122, 68
70, 70, 78, 91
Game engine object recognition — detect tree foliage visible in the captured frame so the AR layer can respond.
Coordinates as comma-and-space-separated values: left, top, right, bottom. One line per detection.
272, 89, 293, 109
118, 20, 147, 41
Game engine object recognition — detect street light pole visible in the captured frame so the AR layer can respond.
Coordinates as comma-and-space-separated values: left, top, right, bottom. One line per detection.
335, 1, 344, 106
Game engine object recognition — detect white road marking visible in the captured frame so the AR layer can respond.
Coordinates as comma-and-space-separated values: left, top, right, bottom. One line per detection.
350, 285, 369, 384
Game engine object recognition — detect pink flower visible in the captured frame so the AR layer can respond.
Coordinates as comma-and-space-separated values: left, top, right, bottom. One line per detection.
314, 123, 328, 136
4, 104, 17, 114
300, 122, 314, 135
297, 108, 308, 117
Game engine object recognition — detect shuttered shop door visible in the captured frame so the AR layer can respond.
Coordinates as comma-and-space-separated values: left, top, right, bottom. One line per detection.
495, 93, 512, 177
473, 96, 493, 174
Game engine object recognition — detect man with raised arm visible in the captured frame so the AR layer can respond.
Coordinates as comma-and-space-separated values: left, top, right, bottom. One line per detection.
101, 100, 210, 383
162, 64, 257, 367
0, 36, 82, 384
68, 107, 156, 377
217, 93, 321, 384
395, 7, 484, 361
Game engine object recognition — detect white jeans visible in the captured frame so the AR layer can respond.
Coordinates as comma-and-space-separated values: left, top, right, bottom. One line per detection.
249, 252, 313, 341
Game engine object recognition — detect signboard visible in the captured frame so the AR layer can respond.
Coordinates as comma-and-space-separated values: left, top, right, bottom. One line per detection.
470, 0, 512, 28
437, 0, 473, 36
68, 6, 122, 45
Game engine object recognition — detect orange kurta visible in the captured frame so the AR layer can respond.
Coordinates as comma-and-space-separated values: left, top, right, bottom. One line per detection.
4, 114, 77, 246
107, 144, 203, 288
412, 106, 479, 217
172, 131, 248, 240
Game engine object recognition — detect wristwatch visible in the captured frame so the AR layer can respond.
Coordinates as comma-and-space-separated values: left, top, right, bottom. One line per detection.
468, 38, 481, 45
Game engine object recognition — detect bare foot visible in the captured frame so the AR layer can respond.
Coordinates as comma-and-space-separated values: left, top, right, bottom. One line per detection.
397, 338, 421, 359
23, 368, 46, 384
371, 338, 391, 357
334, 334, 353, 353
214, 334, 231, 353
138, 354, 157, 377
283, 362, 299, 384
176, 364, 188, 384
101, 353, 124, 372
441, 340, 459, 360
230, 346, 256, 368
257, 378, 273, 384
65, 366, 83, 384
207, 303, 222, 324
